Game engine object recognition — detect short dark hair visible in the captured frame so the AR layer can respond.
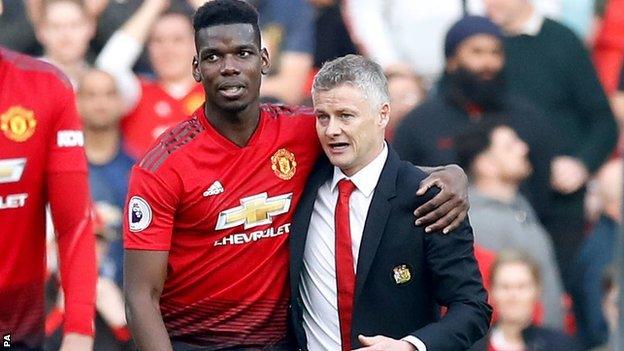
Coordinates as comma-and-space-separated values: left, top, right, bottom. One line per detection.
454, 120, 506, 174
193, 0, 261, 44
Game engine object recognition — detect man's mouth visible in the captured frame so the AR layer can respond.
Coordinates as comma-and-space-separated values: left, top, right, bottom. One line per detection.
328, 142, 350, 152
218, 83, 246, 99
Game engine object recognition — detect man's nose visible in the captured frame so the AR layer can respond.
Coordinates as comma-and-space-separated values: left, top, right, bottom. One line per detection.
325, 117, 342, 136
221, 54, 240, 75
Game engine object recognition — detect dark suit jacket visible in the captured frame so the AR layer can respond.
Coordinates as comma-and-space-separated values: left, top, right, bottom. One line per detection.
289, 147, 492, 350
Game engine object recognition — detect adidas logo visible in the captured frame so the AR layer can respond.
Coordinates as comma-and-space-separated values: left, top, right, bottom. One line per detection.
203, 181, 224, 197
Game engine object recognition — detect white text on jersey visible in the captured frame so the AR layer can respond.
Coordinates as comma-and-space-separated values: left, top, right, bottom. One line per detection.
0, 193, 28, 209
214, 223, 291, 246
57, 130, 84, 147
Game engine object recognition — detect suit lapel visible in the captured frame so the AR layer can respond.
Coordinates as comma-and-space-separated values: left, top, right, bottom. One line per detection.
290, 157, 333, 292
354, 148, 400, 300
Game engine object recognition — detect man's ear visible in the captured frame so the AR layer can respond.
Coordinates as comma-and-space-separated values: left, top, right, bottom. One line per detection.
192, 56, 201, 82
260, 48, 271, 75
378, 103, 390, 128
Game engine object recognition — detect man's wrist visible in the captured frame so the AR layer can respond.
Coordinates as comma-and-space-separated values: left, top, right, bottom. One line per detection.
402, 335, 427, 351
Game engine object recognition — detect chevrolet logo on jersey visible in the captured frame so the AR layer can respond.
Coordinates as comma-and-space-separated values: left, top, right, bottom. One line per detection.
215, 192, 293, 230
0, 158, 26, 184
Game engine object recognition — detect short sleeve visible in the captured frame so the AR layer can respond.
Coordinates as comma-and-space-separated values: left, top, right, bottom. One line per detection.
47, 80, 88, 174
123, 166, 179, 250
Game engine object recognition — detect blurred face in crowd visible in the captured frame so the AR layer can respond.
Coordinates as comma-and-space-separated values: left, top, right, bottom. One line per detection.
491, 261, 540, 326
475, 126, 532, 184
193, 23, 268, 114
77, 70, 123, 131
448, 34, 504, 82
38, 0, 94, 64
387, 74, 424, 133
314, 84, 389, 176
149, 13, 196, 81
447, 34, 505, 110
483, 0, 530, 31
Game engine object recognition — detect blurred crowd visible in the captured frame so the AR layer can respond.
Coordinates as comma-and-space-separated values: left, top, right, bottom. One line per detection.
1, 0, 622, 350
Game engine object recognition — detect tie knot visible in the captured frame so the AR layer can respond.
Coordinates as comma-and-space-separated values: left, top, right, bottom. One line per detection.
337, 179, 356, 197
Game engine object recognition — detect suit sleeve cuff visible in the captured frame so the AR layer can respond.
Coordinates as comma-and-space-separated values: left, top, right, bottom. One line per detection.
402, 335, 427, 351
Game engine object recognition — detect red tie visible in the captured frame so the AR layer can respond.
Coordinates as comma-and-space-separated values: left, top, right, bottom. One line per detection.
335, 179, 357, 351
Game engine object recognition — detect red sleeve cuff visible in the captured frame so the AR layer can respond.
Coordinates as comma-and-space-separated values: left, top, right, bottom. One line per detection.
63, 302, 95, 336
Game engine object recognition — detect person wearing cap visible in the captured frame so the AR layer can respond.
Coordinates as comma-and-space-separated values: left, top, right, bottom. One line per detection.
394, 16, 568, 329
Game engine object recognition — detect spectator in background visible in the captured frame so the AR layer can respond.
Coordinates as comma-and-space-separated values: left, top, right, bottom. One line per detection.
394, 17, 562, 281
76, 69, 135, 287
96, 0, 203, 158
471, 250, 582, 351
343, 0, 473, 82
309, 0, 357, 72
455, 121, 565, 328
90, 0, 195, 71
483, 0, 618, 297
342, 0, 561, 83
385, 72, 426, 141
35, 0, 95, 87
572, 159, 622, 348
249, 0, 315, 105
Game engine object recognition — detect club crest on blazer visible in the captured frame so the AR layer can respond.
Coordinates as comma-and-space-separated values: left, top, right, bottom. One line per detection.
393, 264, 412, 285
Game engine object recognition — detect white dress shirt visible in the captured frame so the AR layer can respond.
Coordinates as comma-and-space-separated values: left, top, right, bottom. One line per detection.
299, 144, 426, 351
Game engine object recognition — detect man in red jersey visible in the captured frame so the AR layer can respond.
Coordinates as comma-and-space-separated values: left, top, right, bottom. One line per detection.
123, 1, 469, 350
0, 47, 96, 351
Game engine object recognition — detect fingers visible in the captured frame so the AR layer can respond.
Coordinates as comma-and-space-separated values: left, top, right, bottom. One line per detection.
358, 335, 383, 345
417, 177, 443, 196
415, 198, 458, 232
442, 207, 467, 234
352, 335, 383, 350
414, 186, 451, 219
425, 206, 462, 234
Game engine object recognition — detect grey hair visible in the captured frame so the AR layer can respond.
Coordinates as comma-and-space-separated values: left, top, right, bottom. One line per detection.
312, 54, 390, 109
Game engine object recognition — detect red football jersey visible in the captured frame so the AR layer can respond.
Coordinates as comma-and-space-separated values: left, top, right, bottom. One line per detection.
0, 48, 95, 346
124, 104, 321, 347
121, 79, 204, 158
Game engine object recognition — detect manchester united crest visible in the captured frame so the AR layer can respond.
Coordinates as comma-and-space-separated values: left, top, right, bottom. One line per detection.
1, 106, 37, 142
393, 264, 412, 285
271, 148, 297, 180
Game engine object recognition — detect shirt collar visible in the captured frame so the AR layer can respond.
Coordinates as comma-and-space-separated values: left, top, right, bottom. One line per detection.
330, 142, 388, 198
516, 9, 544, 36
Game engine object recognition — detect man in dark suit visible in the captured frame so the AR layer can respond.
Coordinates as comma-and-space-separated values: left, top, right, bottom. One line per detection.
289, 55, 491, 351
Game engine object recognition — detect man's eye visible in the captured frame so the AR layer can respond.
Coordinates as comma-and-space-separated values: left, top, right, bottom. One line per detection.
341, 113, 354, 119
206, 54, 218, 62
239, 51, 251, 57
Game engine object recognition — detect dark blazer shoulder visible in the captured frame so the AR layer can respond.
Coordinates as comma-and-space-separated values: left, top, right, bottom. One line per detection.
393, 159, 439, 207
